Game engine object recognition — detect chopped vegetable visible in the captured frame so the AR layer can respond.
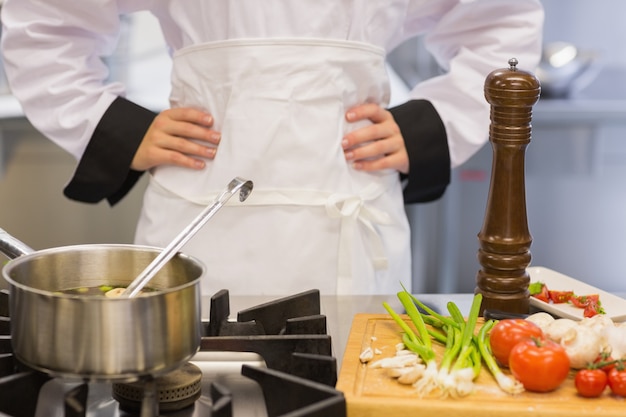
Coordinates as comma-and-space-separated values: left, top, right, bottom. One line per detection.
370, 352, 421, 369
529, 281, 606, 317
570, 294, 606, 318
359, 347, 374, 363
529, 281, 549, 303
548, 290, 575, 304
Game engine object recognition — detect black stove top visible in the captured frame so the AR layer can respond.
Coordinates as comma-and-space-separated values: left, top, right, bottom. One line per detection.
0, 289, 346, 417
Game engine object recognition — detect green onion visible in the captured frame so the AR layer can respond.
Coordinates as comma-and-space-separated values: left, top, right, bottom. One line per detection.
476, 319, 524, 394
385, 292, 440, 396
400, 282, 459, 329
382, 288, 524, 397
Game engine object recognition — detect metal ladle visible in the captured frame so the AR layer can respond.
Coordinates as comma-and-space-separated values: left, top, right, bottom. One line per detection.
123, 177, 253, 297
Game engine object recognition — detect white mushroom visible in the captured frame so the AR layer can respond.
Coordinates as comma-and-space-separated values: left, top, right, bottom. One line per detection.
543, 318, 578, 343
529, 312, 621, 369
525, 312, 555, 330
605, 322, 626, 360
579, 315, 614, 352
559, 325, 603, 369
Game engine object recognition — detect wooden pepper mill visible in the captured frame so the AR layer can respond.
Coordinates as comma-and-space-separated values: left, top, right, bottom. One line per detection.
476, 58, 541, 315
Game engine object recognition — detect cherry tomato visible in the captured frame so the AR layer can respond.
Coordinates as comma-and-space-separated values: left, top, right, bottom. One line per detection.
509, 338, 570, 392
608, 367, 626, 397
593, 352, 616, 373
575, 369, 608, 398
488, 319, 544, 367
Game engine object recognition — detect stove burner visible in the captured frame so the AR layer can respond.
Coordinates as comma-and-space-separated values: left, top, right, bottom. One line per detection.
0, 288, 346, 417
112, 362, 202, 412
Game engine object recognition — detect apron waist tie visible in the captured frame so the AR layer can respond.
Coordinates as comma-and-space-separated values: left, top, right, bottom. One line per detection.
324, 187, 391, 293
150, 177, 392, 293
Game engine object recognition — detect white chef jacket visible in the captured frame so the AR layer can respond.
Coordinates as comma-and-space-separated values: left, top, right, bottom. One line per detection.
0, 0, 544, 295
1, 0, 543, 169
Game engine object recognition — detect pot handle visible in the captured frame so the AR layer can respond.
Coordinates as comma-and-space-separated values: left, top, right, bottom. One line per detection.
0, 228, 35, 259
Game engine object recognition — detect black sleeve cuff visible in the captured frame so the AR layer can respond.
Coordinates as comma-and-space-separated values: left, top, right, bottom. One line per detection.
63, 97, 157, 206
389, 99, 451, 204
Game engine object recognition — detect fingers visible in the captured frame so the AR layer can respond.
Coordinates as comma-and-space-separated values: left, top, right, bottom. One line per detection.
159, 108, 221, 145
343, 103, 409, 174
132, 107, 221, 171
345, 102, 388, 124
344, 139, 409, 174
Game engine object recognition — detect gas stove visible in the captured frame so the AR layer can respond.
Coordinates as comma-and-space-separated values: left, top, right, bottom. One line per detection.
0, 289, 346, 417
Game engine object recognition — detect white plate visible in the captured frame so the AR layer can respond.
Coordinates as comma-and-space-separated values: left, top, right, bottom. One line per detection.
528, 266, 626, 322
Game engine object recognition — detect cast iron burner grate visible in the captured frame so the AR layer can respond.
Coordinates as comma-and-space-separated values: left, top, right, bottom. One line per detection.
0, 288, 346, 417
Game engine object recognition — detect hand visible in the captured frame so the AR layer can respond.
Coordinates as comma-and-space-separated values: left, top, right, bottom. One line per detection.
342, 103, 409, 175
131, 107, 220, 171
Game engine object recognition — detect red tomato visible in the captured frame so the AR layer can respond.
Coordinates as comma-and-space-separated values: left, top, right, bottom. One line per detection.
509, 338, 570, 392
594, 353, 617, 373
530, 282, 550, 303
608, 368, 626, 397
575, 369, 608, 398
583, 300, 605, 318
548, 290, 574, 304
488, 319, 544, 367
569, 294, 600, 308
568, 294, 605, 318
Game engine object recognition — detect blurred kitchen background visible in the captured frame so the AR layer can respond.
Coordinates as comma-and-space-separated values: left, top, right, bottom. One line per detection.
1, 1, 625, 294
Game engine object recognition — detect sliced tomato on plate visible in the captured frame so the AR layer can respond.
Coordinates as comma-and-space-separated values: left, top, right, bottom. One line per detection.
568, 294, 605, 317
529, 281, 550, 303
583, 300, 605, 318
570, 294, 600, 308
548, 290, 575, 303
529, 282, 606, 317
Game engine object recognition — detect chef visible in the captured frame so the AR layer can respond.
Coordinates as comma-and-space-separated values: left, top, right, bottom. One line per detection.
0, 1, 543, 296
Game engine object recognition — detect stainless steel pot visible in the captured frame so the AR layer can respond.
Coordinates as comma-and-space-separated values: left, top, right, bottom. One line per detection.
0, 228, 205, 382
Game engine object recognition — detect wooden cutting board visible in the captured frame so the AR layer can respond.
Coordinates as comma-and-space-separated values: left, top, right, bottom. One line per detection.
336, 314, 626, 417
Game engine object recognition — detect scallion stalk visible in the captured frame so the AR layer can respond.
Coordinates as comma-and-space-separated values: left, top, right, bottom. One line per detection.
476, 319, 525, 394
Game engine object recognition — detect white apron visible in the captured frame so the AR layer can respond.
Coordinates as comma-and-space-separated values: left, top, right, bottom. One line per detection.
134, 38, 412, 296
